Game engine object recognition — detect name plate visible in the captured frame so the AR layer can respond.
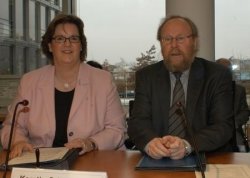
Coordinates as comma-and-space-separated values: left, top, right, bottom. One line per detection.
11, 167, 107, 178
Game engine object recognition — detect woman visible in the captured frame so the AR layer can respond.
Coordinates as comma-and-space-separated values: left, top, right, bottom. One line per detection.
1, 14, 126, 158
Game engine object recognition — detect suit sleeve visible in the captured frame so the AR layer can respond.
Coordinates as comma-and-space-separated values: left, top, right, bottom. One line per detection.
234, 86, 249, 127
127, 70, 158, 152
191, 68, 235, 152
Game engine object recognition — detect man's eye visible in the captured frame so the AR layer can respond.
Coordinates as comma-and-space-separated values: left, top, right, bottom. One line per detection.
163, 37, 172, 42
177, 37, 184, 41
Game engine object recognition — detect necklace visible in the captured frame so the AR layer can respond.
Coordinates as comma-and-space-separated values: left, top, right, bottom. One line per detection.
55, 76, 76, 90
63, 83, 70, 89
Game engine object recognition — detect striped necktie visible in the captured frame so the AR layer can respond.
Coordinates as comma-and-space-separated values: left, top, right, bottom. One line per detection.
168, 72, 186, 137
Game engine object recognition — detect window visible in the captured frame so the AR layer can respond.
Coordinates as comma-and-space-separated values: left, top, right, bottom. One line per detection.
50, 9, 56, 21
16, 0, 24, 40
77, 0, 165, 65
29, 0, 36, 41
41, 5, 46, 37
0, 45, 11, 74
77, 0, 165, 116
215, 0, 250, 80
0, 0, 11, 37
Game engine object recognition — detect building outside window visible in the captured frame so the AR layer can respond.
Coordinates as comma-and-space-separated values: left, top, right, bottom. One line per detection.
0, 0, 73, 119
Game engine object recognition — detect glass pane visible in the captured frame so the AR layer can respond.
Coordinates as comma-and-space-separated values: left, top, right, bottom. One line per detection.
0, 45, 11, 74
50, 9, 56, 21
41, 5, 46, 37
0, 0, 11, 37
16, 0, 24, 39
15, 47, 25, 74
29, 0, 36, 41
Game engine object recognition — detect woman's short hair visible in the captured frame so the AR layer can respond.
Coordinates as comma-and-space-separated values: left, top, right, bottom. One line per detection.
41, 14, 87, 64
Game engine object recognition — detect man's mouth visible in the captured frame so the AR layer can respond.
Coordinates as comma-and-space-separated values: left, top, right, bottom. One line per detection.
171, 53, 180, 56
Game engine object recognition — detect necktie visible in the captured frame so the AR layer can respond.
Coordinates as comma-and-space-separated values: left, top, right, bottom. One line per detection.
168, 72, 186, 137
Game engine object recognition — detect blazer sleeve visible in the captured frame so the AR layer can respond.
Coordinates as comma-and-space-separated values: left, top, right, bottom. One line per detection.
1, 77, 30, 149
89, 72, 126, 150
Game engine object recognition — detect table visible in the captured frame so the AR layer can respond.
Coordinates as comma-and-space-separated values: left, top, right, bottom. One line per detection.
1, 150, 250, 178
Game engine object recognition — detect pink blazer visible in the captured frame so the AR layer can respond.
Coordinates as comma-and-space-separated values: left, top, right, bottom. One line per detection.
1, 63, 126, 150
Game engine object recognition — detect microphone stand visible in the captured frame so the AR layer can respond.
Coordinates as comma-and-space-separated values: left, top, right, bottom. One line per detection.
2, 100, 29, 178
176, 102, 205, 178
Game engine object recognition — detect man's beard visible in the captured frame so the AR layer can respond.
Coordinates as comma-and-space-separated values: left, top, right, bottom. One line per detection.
163, 57, 194, 72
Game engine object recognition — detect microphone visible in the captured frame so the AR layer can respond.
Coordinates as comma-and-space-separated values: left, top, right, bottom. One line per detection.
35, 148, 40, 168
2, 100, 29, 178
176, 102, 206, 178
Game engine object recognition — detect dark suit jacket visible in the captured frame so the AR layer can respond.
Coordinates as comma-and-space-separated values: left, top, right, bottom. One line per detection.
233, 84, 249, 144
128, 57, 234, 152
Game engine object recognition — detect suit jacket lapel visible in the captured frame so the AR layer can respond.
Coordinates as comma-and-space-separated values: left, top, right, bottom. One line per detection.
156, 62, 171, 135
186, 58, 205, 125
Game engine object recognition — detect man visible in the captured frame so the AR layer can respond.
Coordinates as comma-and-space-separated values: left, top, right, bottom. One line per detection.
216, 58, 249, 150
128, 15, 234, 160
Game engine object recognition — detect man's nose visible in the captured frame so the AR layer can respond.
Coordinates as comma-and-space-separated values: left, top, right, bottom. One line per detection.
170, 38, 178, 47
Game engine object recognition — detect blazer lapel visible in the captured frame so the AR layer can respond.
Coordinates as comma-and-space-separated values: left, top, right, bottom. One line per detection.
39, 66, 56, 132
69, 63, 89, 120
186, 58, 205, 125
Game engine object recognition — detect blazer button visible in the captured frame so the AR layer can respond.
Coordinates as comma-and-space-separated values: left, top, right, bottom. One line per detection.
69, 132, 74, 136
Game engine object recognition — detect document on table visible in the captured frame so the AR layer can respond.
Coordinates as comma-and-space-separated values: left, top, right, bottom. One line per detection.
136, 153, 206, 171
195, 164, 250, 178
8, 147, 69, 165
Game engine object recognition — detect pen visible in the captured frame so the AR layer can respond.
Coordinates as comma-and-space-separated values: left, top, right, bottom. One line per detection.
35, 148, 40, 168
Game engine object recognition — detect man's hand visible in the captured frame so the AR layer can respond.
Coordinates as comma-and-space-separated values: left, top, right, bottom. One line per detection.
144, 137, 171, 159
162, 135, 186, 159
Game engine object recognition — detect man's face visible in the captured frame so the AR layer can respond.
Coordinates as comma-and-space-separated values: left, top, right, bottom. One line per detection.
160, 18, 197, 72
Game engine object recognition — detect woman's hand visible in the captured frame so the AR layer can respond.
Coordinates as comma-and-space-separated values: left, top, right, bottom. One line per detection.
10, 141, 33, 159
65, 138, 96, 155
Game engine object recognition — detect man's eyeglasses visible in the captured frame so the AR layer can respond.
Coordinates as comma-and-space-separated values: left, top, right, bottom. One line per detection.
52, 35, 81, 43
160, 34, 193, 44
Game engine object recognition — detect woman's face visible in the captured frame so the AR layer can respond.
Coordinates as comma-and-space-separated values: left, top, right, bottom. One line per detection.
48, 23, 82, 66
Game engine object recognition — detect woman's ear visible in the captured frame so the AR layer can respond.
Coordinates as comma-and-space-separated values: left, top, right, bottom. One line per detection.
48, 43, 52, 52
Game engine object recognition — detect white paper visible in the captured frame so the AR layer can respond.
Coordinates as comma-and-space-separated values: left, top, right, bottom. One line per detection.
11, 167, 107, 178
195, 164, 250, 178
8, 147, 69, 165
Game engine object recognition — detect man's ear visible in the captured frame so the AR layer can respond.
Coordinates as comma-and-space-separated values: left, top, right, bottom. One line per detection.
193, 38, 199, 52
